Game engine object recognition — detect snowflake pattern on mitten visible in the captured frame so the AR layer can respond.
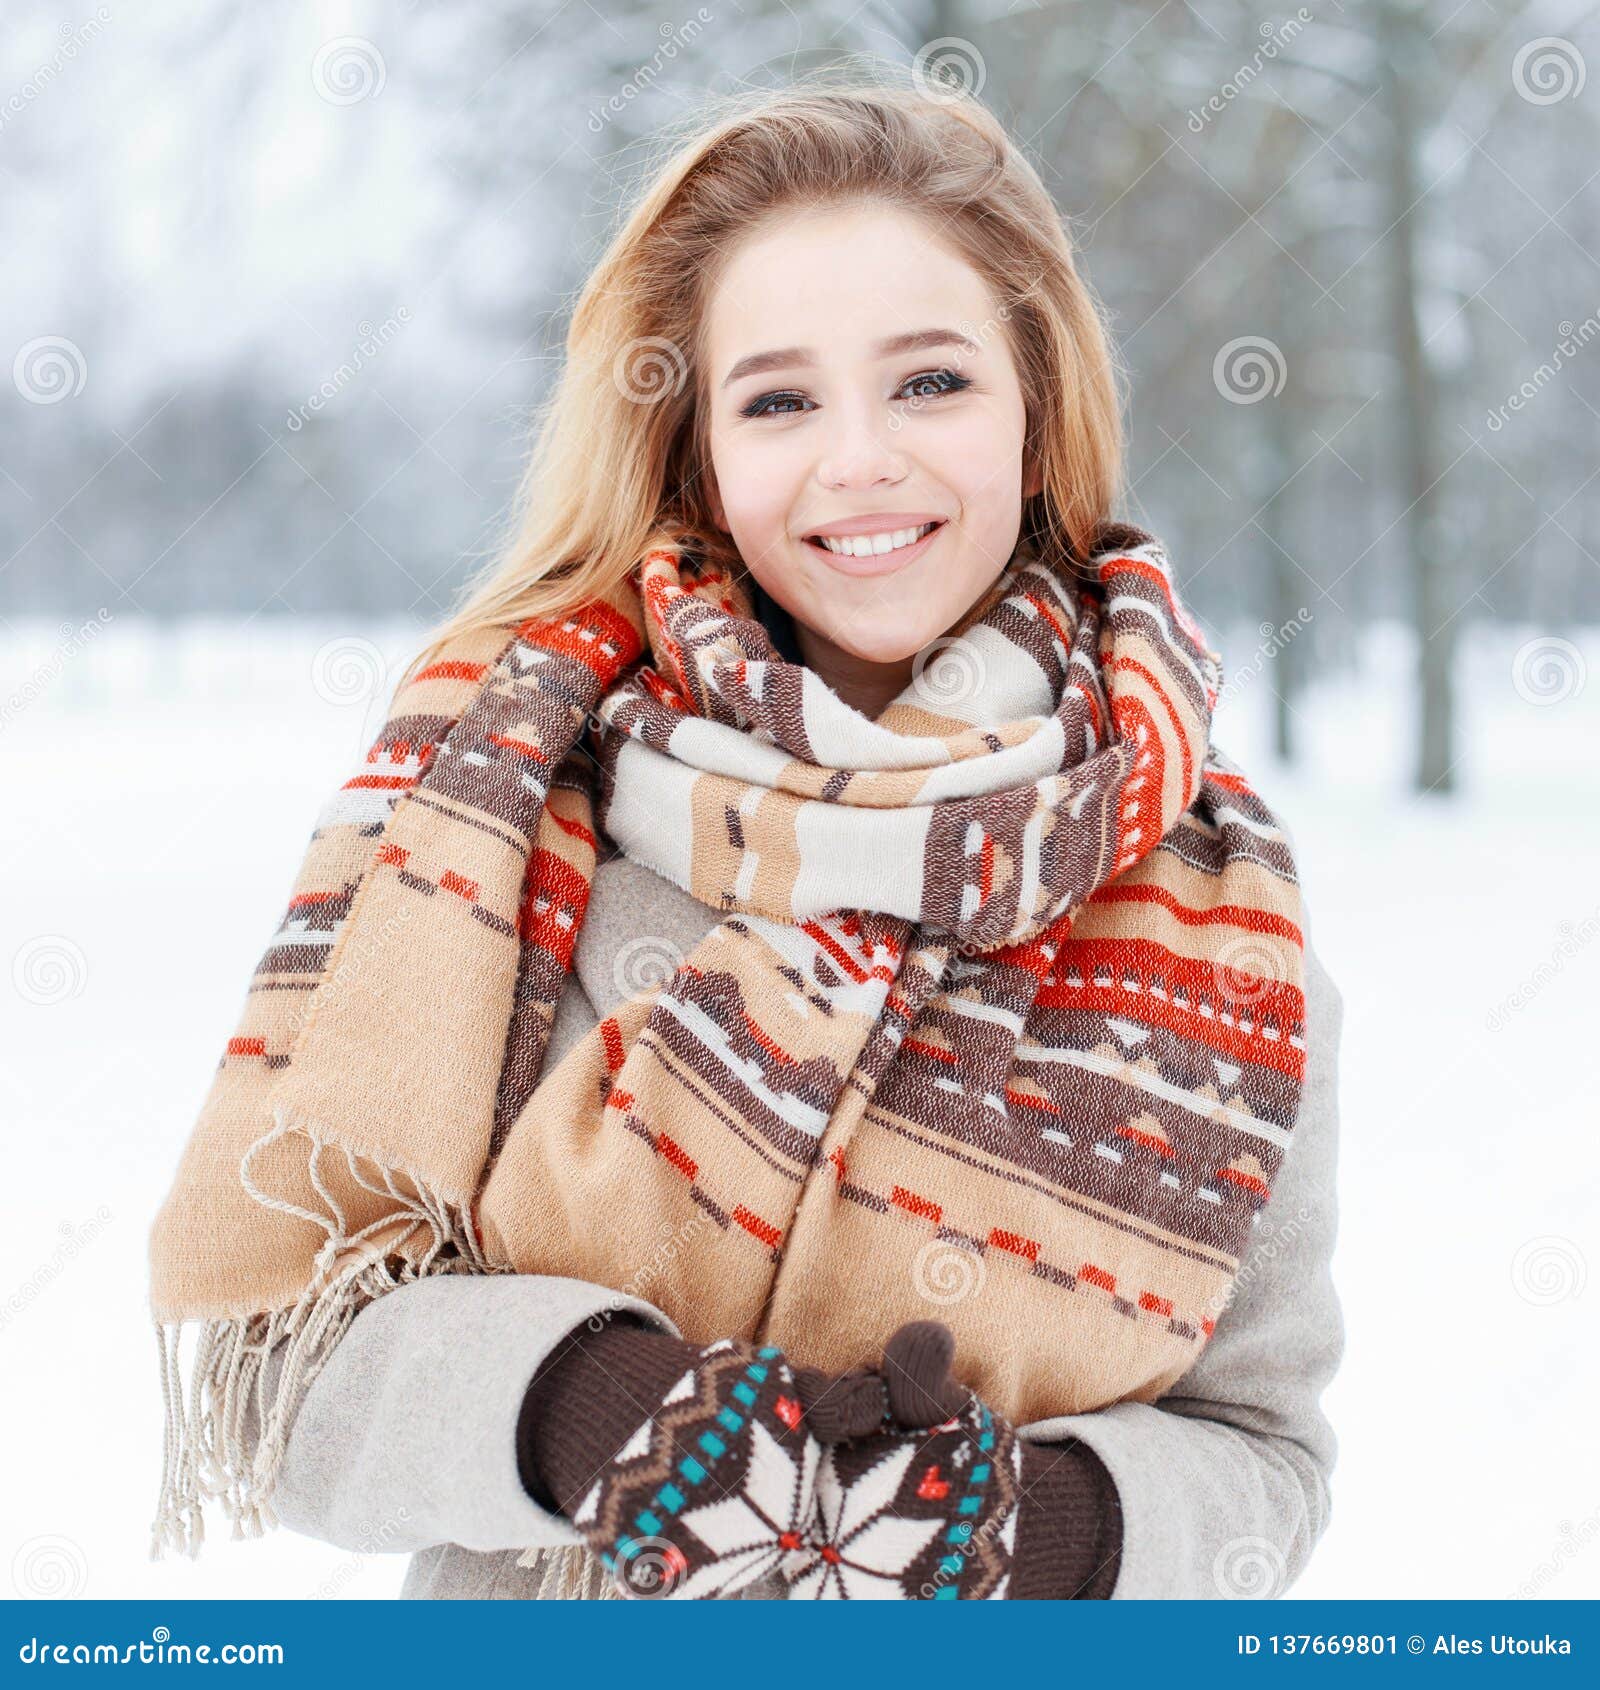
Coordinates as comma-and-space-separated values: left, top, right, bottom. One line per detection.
779, 1393, 1023, 1599
565, 1336, 823, 1599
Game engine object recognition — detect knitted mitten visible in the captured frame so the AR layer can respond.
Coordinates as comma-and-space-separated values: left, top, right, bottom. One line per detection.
780, 1320, 1122, 1601
517, 1314, 887, 1599
781, 1387, 1024, 1599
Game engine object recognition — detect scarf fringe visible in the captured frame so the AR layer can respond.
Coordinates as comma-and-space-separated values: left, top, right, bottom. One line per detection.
149, 1107, 501, 1563
518, 1543, 625, 1599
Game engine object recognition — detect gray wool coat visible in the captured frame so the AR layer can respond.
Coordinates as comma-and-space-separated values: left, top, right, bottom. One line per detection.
260, 848, 1348, 1600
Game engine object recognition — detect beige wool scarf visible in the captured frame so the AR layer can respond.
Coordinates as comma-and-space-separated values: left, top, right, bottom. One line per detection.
146, 520, 1308, 1561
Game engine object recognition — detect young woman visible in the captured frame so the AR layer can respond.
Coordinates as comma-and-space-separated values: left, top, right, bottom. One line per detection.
148, 73, 1345, 1602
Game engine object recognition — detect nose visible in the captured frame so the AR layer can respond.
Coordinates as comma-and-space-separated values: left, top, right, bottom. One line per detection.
815, 406, 908, 492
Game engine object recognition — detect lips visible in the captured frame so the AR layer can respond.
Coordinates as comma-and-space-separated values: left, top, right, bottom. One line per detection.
802, 518, 948, 578
809, 519, 939, 559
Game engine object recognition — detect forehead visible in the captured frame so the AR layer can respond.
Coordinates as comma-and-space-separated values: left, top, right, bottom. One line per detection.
702, 202, 1001, 376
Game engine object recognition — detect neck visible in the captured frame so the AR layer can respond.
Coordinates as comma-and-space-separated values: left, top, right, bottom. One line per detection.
792, 624, 915, 721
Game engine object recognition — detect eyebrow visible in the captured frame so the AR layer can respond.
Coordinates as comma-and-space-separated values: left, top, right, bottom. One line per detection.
720, 327, 983, 390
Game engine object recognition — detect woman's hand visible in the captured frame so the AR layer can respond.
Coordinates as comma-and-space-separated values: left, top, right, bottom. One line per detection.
520, 1313, 1116, 1600
518, 1316, 902, 1597
780, 1318, 1024, 1600
783, 1316, 1121, 1601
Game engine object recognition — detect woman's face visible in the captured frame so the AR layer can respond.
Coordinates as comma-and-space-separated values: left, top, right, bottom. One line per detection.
702, 200, 1040, 672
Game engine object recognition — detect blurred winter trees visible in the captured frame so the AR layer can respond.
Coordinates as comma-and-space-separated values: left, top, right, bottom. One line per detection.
3, 0, 1596, 790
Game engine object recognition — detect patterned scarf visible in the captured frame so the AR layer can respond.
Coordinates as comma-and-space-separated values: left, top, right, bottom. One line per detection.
147, 520, 1306, 1560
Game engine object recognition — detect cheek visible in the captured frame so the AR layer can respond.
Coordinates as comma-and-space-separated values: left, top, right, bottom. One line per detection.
942, 409, 1026, 502
710, 438, 800, 536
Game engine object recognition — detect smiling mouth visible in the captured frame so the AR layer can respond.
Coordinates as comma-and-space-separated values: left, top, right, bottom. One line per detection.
802, 519, 946, 558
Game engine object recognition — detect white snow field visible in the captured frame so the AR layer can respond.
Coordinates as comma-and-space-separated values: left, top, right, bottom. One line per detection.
1, 613, 1595, 1601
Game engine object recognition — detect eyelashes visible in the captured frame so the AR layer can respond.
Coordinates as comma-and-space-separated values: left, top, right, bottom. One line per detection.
738, 367, 974, 420
896, 367, 975, 407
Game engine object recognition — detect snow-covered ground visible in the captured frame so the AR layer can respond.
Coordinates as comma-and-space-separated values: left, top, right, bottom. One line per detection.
1, 613, 1595, 1601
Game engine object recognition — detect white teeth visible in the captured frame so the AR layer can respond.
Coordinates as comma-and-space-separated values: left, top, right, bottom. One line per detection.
814, 521, 936, 557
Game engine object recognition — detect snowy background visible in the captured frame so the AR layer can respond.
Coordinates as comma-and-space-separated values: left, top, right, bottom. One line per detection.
3, 0, 1597, 1603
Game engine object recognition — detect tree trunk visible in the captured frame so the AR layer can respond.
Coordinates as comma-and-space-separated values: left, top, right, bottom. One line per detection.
1378, 0, 1457, 793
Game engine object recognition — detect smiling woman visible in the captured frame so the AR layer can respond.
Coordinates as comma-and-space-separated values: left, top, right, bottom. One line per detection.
703, 208, 1043, 716
146, 67, 1343, 1606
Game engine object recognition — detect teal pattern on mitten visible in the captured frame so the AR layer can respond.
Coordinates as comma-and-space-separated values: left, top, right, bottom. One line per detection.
566, 1336, 823, 1599
780, 1391, 1023, 1599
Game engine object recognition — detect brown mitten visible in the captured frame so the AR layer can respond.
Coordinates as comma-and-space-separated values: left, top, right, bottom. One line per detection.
782, 1317, 1122, 1600
517, 1314, 889, 1597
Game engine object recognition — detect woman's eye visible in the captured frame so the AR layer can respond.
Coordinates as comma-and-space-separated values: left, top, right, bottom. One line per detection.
900, 367, 972, 401
740, 368, 971, 420
742, 390, 813, 419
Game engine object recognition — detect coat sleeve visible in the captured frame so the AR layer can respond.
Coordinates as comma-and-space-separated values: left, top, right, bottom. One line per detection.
1014, 932, 1347, 1599
259, 1270, 684, 1556
253, 972, 688, 1557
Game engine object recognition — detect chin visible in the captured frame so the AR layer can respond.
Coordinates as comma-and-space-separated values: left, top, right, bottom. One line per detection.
824, 623, 939, 665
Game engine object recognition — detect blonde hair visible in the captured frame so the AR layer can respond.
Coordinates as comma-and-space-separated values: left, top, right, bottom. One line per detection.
400, 62, 1126, 686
